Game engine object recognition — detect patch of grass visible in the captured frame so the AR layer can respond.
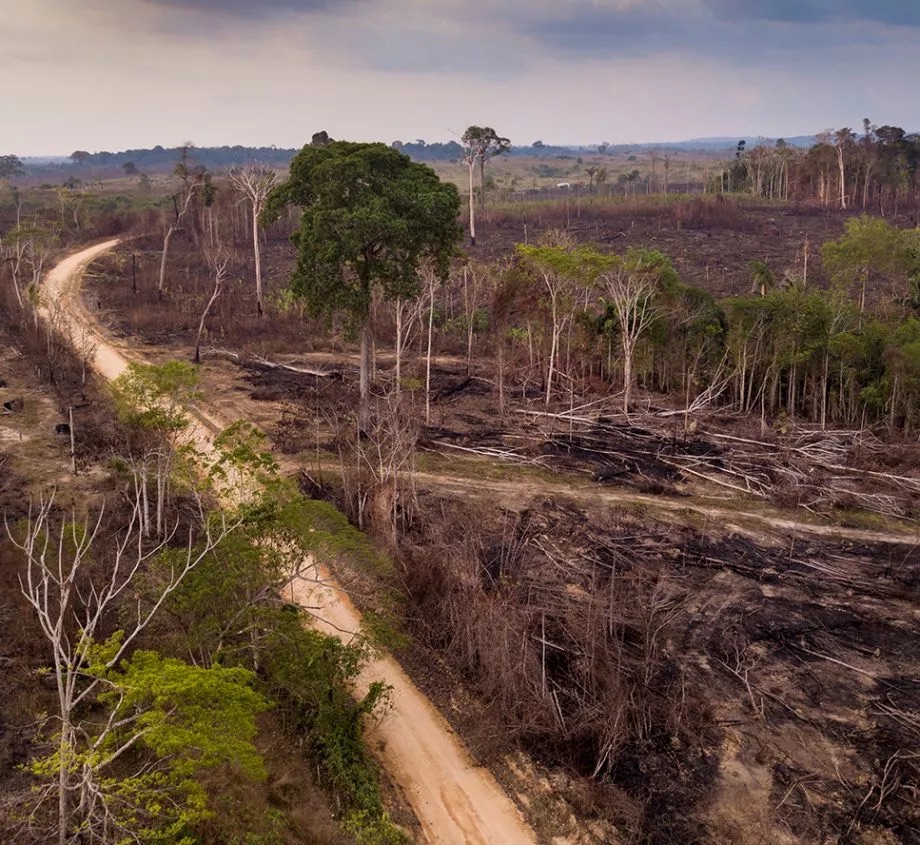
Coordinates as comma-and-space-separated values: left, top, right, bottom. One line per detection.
416, 448, 565, 486
296, 497, 394, 578
831, 507, 918, 534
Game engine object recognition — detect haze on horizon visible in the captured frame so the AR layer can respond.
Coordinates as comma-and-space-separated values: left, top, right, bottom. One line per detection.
4, 0, 919, 157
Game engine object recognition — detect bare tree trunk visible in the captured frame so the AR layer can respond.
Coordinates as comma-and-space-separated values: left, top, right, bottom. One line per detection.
360, 320, 371, 415
545, 296, 558, 407
158, 188, 195, 298
252, 202, 263, 316
837, 144, 847, 209
140, 465, 150, 538
622, 342, 633, 414
395, 298, 403, 397
194, 257, 227, 364
230, 166, 276, 317
68, 405, 75, 475
157, 226, 174, 300
497, 341, 505, 414
425, 284, 435, 425
468, 161, 477, 246
156, 452, 165, 538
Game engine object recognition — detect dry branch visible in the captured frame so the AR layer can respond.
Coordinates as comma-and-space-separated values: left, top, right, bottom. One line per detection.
251, 355, 340, 378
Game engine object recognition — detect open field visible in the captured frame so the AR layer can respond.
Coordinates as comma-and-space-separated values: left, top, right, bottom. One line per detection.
4, 139, 920, 844
74, 188, 920, 842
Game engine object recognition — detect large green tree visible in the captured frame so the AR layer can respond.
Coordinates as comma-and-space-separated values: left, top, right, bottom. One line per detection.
264, 141, 461, 406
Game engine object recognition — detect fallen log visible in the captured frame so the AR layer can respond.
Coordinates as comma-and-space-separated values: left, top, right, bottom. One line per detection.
251, 355, 340, 378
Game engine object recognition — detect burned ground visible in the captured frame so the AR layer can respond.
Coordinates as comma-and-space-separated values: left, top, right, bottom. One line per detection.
78, 200, 920, 843
196, 353, 920, 844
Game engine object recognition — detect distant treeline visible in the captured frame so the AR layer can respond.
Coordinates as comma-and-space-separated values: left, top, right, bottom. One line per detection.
715, 123, 920, 212
35, 138, 752, 175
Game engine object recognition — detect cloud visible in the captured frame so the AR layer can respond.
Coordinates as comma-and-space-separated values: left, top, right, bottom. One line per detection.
4, 0, 920, 156
703, 0, 920, 27
134, 0, 358, 17
501, 0, 916, 69
64, 0, 920, 79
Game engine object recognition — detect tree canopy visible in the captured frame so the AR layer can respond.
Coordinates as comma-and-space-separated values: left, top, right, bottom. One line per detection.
263, 140, 461, 400
265, 141, 460, 320
0, 154, 24, 179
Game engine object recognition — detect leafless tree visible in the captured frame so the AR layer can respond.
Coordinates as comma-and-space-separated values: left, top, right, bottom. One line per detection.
194, 250, 229, 364
332, 393, 418, 541
835, 128, 855, 210
228, 164, 277, 316
157, 181, 198, 299
7, 490, 232, 845
420, 262, 440, 425
600, 253, 665, 414
393, 294, 425, 398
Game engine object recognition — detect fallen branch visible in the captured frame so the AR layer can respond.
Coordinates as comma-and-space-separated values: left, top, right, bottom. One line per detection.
251, 355, 340, 378
793, 643, 878, 681
659, 456, 767, 497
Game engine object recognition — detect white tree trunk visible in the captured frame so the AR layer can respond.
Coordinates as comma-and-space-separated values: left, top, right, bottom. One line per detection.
467, 161, 477, 246
252, 201, 263, 316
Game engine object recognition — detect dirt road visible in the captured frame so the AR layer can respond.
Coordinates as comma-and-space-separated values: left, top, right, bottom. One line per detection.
44, 241, 538, 845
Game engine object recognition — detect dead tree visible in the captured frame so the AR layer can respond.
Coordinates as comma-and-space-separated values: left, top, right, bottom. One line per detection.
157, 181, 198, 299
228, 164, 277, 316
194, 252, 229, 364
420, 262, 439, 425
7, 489, 232, 845
600, 251, 666, 414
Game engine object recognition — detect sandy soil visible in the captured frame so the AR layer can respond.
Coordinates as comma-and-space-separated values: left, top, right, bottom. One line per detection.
43, 240, 537, 845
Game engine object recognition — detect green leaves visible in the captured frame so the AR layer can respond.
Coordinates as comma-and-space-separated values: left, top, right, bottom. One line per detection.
27, 648, 268, 845
822, 215, 918, 307
268, 141, 461, 322
111, 361, 200, 437
209, 420, 279, 502
461, 126, 511, 162
0, 153, 24, 179
517, 241, 606, 281
104, 651, 267, 780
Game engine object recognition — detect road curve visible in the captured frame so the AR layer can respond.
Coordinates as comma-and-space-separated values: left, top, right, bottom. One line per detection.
43, 241, 538, 845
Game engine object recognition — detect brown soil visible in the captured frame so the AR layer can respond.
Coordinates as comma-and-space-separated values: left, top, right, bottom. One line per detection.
48, 242, 539, 845
77, 205, 920, 843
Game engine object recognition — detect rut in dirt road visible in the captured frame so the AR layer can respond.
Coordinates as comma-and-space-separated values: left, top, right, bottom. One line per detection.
43, 241, 538, 845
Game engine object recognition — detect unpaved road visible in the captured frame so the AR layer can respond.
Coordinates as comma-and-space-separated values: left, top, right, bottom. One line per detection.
44, 241, 538, 845
409, 466, 920, 546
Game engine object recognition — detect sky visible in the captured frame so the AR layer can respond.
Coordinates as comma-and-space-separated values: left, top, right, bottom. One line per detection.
3, 0, 919, 156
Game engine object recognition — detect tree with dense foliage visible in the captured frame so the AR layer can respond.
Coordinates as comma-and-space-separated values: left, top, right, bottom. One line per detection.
822, 215, 918, 314
264, 141, 461, 408
0, 154, 24, 179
